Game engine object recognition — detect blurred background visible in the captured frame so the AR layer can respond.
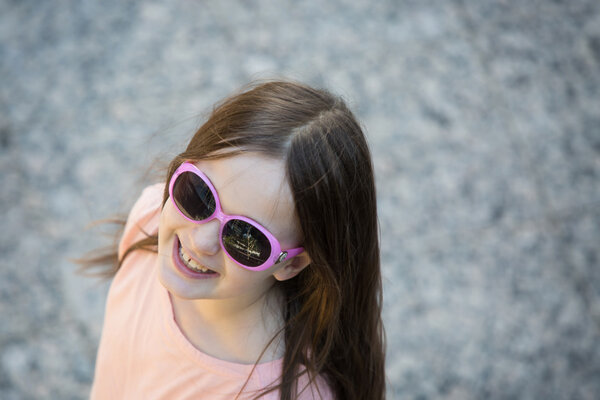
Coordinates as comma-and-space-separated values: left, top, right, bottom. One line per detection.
1, 0, 599, 398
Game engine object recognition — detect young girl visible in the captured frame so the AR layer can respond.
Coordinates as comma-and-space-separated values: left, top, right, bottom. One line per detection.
84, 80, 385, 399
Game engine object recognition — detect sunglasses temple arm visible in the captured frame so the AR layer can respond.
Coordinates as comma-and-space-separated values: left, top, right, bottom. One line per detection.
286, 247, 304, 259
273, 247, 304, 265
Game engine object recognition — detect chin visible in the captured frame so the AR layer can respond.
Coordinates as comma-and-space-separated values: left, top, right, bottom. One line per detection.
157, 260, 208, 300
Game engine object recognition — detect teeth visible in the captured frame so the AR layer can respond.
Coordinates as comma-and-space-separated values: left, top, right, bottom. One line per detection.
179, 244, 212, 273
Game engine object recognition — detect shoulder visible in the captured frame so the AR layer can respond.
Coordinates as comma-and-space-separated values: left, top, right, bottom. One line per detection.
130, 183, 165, 218
295, 372, 335, 400
117, 183, 165, 260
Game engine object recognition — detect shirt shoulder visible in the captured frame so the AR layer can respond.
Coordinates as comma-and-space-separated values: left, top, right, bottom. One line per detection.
296, 372, 335, 400
117, 183, 165, 260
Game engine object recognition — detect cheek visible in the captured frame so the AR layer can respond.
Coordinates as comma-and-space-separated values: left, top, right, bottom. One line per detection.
160, 201, 184, 231
224, 265, 277, 289
158, 202, 185, 250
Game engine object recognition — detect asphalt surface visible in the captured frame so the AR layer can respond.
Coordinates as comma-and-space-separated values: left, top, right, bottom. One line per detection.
1, 0, 599, 398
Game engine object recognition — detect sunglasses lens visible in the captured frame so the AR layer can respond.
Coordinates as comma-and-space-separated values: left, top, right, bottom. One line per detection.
173, 171, 216, 221
222, 220, 272, 267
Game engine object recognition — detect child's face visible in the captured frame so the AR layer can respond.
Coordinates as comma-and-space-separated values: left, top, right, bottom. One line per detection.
157, 152, 304, 304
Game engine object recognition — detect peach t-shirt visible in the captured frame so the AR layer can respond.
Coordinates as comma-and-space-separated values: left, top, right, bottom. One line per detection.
90, 184, 331, 399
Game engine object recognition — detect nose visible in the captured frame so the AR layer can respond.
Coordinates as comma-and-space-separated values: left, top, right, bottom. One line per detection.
186, 219, 221, 256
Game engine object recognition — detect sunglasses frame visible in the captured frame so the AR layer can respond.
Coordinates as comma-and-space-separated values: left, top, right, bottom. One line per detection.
168, 162, 304, 271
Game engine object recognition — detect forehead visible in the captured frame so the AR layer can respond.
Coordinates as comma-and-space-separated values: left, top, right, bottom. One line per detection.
194, 153, 300, 244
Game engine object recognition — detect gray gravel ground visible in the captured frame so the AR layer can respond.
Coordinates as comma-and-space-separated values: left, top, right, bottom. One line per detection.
1, 0, 600, 399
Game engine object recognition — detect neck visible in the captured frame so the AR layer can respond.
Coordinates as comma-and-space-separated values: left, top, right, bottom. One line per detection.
170, 286, 286, 364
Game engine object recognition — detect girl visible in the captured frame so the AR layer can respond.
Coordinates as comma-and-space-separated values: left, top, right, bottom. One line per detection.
82, 80, 385, 399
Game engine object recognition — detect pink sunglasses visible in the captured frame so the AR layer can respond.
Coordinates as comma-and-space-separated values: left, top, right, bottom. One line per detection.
169, 162, 304, 271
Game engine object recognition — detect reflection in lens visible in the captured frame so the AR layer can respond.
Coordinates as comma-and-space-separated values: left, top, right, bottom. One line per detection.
173, 172, 216, 220
223, 220, 271, 267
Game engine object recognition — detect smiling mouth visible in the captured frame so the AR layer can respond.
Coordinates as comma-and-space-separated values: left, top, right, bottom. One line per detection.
174, 236, 218, 276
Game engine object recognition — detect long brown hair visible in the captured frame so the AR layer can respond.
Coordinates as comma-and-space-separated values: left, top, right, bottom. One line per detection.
80, 80, 385, 400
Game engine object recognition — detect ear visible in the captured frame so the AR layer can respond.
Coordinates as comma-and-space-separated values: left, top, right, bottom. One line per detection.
272, 252, 311, 282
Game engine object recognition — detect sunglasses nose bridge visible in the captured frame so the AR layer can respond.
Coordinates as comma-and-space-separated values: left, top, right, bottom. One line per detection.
211, 208, 228, 229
